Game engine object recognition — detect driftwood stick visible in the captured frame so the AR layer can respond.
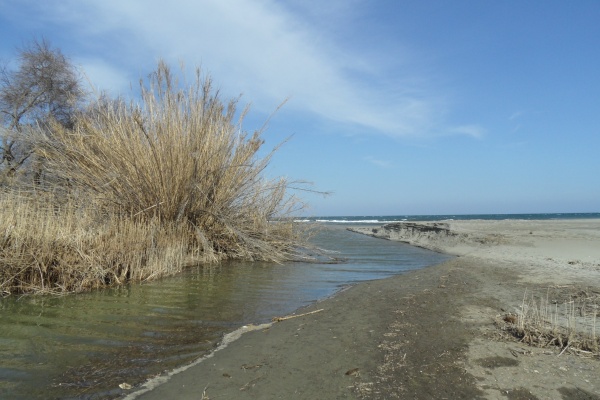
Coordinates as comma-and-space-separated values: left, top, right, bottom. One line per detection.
272, 308, 324, 322
558, 343, 570, 357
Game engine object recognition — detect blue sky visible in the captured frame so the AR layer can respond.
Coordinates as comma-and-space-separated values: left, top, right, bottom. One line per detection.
1, 0, 599, 216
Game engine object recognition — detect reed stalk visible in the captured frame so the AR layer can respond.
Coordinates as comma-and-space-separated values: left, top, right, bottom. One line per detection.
509, 289, 599, 355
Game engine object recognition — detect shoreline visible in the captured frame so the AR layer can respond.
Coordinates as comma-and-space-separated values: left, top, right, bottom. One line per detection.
129, 219, 600, 399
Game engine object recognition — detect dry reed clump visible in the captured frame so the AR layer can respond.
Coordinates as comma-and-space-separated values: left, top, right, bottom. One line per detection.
498, 289, 600, 357
1, 62, 314, 295
0, 191, 196, 295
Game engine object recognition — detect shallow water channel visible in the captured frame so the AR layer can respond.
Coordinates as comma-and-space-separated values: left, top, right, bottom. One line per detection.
0, 226, 452, 399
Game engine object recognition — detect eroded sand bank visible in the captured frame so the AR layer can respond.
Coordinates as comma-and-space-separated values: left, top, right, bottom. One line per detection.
349, 219, 600, 285
129, 219, 600, 399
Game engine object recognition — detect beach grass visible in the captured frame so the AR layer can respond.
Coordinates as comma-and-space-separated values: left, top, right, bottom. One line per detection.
501, 289, 599, 356
1, 62, 311, 296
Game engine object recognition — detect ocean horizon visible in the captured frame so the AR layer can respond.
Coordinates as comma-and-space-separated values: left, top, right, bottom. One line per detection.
298, 212, 600, 224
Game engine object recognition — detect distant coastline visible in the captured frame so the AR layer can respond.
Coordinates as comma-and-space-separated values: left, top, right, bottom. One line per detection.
298, 212, 600, 224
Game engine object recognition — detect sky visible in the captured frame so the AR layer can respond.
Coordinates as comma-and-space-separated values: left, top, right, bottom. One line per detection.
1, 0, 599, 216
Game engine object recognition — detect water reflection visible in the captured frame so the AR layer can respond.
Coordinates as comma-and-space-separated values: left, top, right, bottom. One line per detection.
0, 226, 451, 399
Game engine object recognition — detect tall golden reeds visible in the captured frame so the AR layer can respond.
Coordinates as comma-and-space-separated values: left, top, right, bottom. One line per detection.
0, 191, 192, 295
0, 62, 312, 295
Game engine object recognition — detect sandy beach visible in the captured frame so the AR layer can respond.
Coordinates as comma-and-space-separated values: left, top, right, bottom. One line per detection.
128, 219, 600, 399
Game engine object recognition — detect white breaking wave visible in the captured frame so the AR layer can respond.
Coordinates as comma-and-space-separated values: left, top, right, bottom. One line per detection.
293, 219, 408, 224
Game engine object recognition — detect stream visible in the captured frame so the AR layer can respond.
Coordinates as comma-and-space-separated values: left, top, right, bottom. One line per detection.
0, 226, 452, 399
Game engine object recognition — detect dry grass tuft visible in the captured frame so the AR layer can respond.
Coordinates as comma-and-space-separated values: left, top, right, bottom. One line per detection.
1, 62, 316, 296
498, 289, 599, 356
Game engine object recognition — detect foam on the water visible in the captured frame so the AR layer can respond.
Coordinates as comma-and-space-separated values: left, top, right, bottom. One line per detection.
123, 322, 273, 399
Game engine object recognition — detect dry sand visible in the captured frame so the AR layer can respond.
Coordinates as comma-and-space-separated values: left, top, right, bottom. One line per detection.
127, 219, 600, 400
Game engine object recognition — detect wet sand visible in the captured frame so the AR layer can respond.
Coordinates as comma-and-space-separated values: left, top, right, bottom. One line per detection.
128, 219, 600, 399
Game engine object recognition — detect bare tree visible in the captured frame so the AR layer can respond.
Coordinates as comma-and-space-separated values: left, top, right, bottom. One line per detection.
0, 39, 84, 178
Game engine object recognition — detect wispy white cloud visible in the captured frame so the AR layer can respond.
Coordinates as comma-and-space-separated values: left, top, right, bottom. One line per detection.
74, 57, 132, 96
509, 111, 525, 121
364, 156, 393, 168
8, 0, 482, 139
449, 124, 485, 139
509, 111, 529, 133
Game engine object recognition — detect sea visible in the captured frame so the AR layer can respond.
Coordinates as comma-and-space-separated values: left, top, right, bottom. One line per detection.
299, 212, 600, 224
1, 212, 598, 399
